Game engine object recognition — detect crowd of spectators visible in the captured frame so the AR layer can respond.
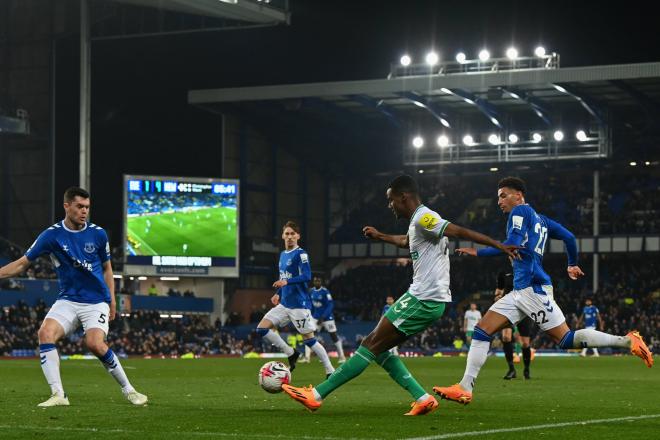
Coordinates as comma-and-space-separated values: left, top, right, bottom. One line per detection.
0, 307, 247, 357
0, 237, 55, 280
127, 191, 236, 216
330, 167, 660, 242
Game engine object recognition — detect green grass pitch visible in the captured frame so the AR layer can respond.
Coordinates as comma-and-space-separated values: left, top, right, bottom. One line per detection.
0, 356, 657, 439
126, 207, 237, 257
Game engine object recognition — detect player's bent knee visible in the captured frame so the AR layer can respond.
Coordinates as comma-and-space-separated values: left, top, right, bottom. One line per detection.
38, 326, 57, 343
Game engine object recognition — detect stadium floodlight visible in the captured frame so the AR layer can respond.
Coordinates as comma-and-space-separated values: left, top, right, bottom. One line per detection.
418, 169, 425, 174
478, 49, 490, 62
576, 130, 588, 141
630, 161, 637, 166
490, 167, 499, 172
412, 136, 424, 148
400, 54, 412, 66
138, 276, 148, 281
113, 274, 122, 279
488, 134, 500, 145
456, 52, 467, 63
506, 47, 518, 60
463, 134, 475, 146
535, 46, 546, 57
645, 161, 651, 165
553, 130, 564, 141
437, 135, 450, 148
440, 118, 450, 128
532, 132, 543, 143
508, 133, 519, 144
425, 51, 439, 66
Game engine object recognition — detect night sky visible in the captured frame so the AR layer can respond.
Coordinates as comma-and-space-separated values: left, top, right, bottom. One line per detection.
51, 0, 660, 241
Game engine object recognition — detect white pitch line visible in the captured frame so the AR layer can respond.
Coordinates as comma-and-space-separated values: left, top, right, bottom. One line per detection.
404, 414, 660, 440
0, 425, 361, 440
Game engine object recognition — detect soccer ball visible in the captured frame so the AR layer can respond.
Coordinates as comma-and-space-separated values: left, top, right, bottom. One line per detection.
258, 361, 291, 393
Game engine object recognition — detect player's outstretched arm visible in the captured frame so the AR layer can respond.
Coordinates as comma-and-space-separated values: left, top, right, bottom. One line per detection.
542, 215, 584, 280
363, 226, 408, 248
0, 256, 31, 280
444, 223, 518, 259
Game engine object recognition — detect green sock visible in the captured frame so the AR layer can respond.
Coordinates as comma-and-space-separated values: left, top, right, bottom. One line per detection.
375, 351, 427, 400
316, 346, 375, 398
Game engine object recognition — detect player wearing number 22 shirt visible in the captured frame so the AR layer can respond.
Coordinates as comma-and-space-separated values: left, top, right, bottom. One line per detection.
434, 177, 653, 407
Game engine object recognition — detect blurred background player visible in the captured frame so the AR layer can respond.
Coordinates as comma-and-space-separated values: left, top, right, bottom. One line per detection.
496, 268, 534, 379
303, 276, 346, 364
256, 221, 335, 377
383, 295, 399, 356
577, 298, 604, 357
463, 303, 482, 347
0, 187, 147, 407
435, 177, 653, 406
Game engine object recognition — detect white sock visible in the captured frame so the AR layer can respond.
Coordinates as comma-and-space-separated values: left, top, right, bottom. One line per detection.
416, 392, 431, 403
459, 339, 490, 392
312, 388, 322, 402
592, 348, 599, 356
581, 347, 588, 355
335, 340, 345, 359
304, 345, 312, 360
39, 344, 64, 396
309, 341, 335, 374
391, 346, 399, 356
263, 330, 295, 356
98, 349, 134, 393
573, 329, 629, 348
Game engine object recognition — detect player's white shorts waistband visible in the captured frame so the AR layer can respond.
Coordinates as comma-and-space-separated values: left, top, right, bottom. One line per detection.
489, 285, 565, 332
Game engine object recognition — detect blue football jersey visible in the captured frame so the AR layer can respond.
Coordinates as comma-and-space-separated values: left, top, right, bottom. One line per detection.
310, 287, 334, 320
506, 204, 552, 292
278, 247, 312, 309
25, 221, 111, 304
583, 305, 599, 327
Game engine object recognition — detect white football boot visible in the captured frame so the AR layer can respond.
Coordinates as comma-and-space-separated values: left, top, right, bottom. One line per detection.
38, 393, 70, 407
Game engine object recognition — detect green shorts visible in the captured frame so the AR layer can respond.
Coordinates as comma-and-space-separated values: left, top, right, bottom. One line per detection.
384, 291, 447, 336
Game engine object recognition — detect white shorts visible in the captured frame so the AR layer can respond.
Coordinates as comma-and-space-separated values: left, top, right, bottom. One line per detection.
264, 304, 316, 334
489, 285, 565, 332
45, 300, 110, 336
313, 318, 337, 333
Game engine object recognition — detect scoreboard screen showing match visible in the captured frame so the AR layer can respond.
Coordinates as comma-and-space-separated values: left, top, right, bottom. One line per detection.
123, 175, 239, 278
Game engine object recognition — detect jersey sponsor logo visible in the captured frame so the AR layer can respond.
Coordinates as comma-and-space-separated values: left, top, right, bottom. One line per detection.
84, 242, 96, 254
512, 215, 524, 230
300, 253, 309, 263
410, 251, 419, 260
419, 212, 439, 230
286, 259, 292, 266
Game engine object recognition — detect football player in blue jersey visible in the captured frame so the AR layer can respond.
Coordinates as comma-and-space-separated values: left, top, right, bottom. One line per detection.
303, 276, 346, 364
434, 177, 653, 405
0, 187, 147, 407
577, 298, 603, 357
256, 221, 335, 377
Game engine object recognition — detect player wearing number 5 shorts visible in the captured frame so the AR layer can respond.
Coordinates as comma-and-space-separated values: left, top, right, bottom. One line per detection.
256, 221, 335, 378
0, 187, 147, 407
434, 177, 653, 406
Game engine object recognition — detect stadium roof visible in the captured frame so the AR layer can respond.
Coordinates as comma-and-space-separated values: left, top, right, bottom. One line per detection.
188, 62, 660, 171
112, 0, 288, 25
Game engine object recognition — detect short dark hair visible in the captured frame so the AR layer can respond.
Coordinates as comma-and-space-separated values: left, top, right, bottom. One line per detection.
63, 187, 90, 203
388, 174, 419, 195
283, 220, 300, 234
498, 176, 526, 195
